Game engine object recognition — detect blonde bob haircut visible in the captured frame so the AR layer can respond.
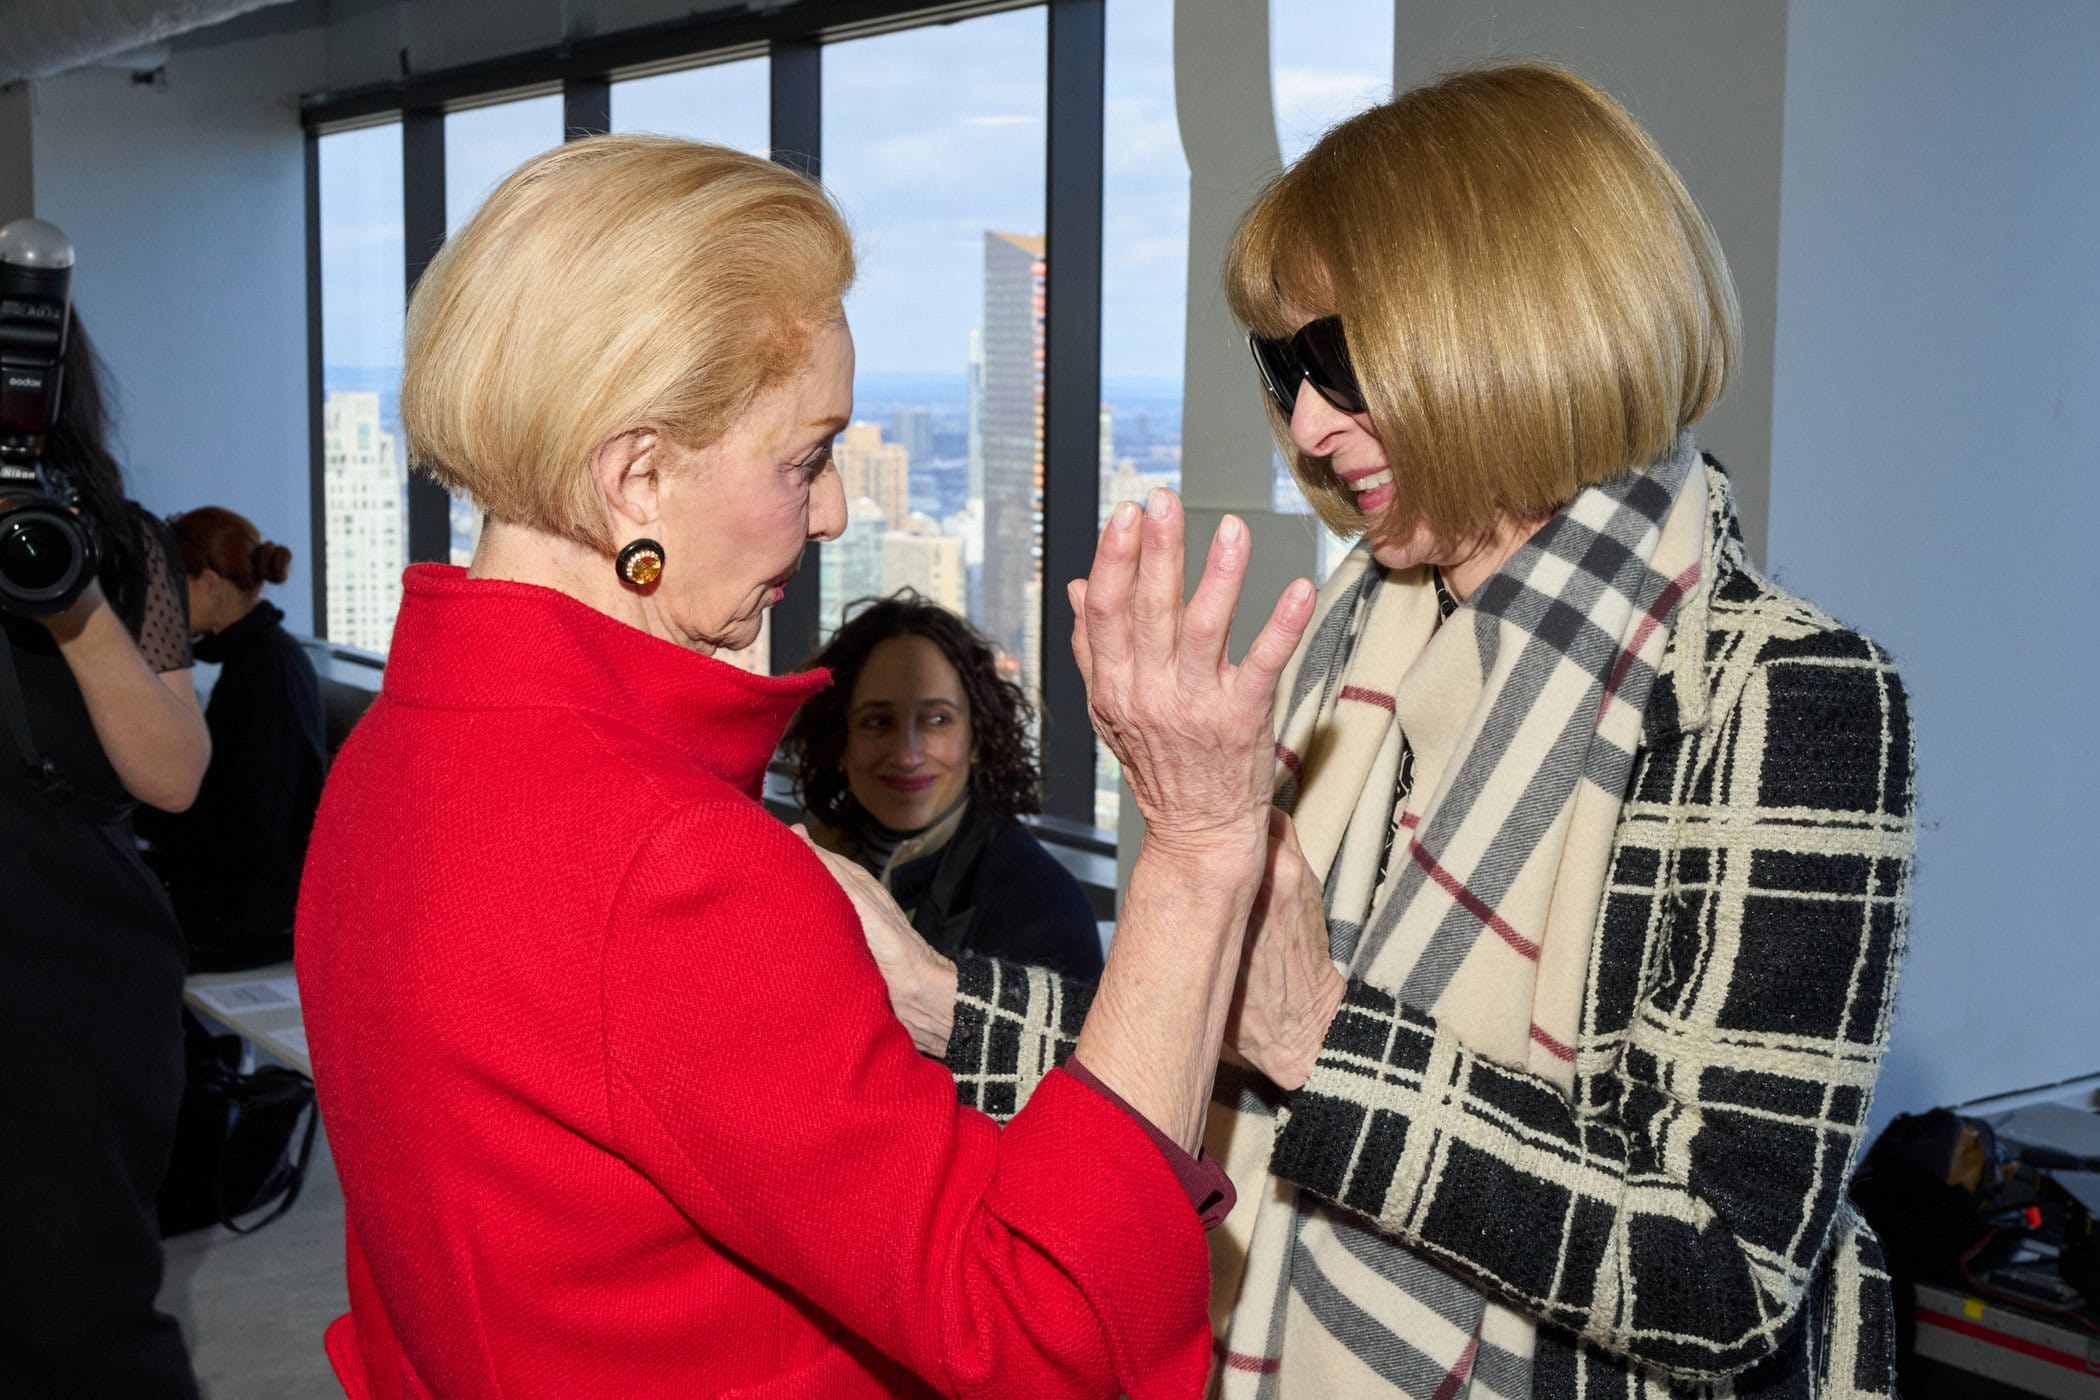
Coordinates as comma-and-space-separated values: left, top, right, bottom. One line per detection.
402, 135, 855, 551
1226, 64, 1740, 546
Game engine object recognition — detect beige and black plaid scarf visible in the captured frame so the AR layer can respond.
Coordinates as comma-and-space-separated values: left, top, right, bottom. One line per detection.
1205, 437, 1710, 1398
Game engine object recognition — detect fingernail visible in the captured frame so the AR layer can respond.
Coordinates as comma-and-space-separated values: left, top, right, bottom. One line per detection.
1219, 515, 1244, 546
1290, 578, 1314, 604
1146, 487, 1171, 520
1112, 500, 1140, 530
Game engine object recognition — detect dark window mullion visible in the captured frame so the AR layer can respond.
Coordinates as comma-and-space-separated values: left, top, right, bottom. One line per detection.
565, 76, 612, 138
305, 127, 328, 635
402, 108, 451, 564
1039, 0, 1106, 826
767, 37, 824, 672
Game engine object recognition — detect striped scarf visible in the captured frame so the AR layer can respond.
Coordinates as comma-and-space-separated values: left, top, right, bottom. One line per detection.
1206, 436, 1709, 1398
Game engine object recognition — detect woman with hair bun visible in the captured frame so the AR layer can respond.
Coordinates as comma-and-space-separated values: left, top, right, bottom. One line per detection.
142, 505, 325, 969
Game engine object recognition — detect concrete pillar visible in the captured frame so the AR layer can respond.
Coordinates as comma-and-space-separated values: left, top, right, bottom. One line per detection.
1118, 0, 1319, 887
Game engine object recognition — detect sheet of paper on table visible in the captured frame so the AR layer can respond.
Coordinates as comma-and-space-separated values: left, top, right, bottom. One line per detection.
192, 975, 302, 1017
1994, 1103, 2100, 1160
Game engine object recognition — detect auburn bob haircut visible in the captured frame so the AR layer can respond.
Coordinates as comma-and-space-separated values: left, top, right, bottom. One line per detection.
1226, 64, 1740, 546
402, 135, 855, 550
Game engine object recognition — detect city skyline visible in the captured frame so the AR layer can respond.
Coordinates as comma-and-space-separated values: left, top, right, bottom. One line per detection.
318, 0, 1395, 383
321, 390, 405, 656
315, 0, 1392, 826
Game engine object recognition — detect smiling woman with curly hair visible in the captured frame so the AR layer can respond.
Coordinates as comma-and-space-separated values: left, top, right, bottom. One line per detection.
784, 590, 1103, 983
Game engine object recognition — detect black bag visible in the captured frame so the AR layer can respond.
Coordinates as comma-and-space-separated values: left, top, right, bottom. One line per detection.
157, 1015, 320, 1237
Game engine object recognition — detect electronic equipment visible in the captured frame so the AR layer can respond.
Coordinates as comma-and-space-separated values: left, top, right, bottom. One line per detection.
0, 218, 97, 618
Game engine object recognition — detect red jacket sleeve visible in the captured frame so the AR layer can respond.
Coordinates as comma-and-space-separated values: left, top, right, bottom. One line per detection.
597, 799, 1214, 1398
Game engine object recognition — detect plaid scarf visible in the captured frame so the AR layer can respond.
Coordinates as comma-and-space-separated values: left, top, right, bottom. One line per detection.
1206, 436, 1709, 1398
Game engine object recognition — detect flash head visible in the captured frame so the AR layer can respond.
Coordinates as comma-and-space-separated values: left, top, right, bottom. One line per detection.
1, 218, 74, 452
0, 218, 76, 271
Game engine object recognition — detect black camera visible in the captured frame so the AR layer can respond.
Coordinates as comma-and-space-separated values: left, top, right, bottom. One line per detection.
0, 218, 97, 619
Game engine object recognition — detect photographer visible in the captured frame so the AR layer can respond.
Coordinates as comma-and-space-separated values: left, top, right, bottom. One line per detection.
0, 306, 207, 1397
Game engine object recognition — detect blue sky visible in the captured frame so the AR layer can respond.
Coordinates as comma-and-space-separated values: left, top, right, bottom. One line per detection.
319, 0, 1392, 389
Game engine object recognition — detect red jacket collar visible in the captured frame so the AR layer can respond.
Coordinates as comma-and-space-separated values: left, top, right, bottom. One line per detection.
380, 565, 829, 796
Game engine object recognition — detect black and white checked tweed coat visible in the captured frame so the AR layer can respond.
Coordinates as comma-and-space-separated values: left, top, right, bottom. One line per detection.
942, 470, 1914, 1398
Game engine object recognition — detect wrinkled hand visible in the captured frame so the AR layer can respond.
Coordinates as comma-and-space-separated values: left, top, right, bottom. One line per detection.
1071, 490, 1314, 861
797, 829, 958, 1058
1229, 810, 1347, 1091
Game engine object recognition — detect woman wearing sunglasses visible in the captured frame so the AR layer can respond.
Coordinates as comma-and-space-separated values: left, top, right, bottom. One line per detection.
840, 64, 1914, 1397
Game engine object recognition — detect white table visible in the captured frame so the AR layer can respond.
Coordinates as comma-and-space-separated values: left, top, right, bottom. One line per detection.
182, 961, 311, 1078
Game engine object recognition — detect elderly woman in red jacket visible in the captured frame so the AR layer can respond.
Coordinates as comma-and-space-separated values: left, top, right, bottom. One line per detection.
295, 134, 1312, 1399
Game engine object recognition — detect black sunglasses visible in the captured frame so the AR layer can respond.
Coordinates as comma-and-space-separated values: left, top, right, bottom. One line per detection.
1248, 315, 1366, 418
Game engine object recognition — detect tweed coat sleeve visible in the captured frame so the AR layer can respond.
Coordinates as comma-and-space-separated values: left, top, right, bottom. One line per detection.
944, 954, 1093, 1123
1269, 618, 1914, 1381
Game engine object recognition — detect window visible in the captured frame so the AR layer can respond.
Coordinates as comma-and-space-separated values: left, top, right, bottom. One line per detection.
1094, 0, 1187, 833
1270, 0, 1393, 165
1269, 0, 1392, 582
612, 58, 769, 155
443, 93, 565, 568
820, 10, 1048, 705
445, 93, 565, 240
318, 121, 408, 656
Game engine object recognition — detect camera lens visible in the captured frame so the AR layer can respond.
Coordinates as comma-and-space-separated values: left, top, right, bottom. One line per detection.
0, 501, 95, 616
2, 514, 75, 591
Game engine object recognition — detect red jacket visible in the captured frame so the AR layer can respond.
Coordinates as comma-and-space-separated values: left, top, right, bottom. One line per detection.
296, 567, 1211, 1398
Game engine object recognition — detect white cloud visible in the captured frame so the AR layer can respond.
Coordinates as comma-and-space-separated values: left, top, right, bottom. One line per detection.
1268, 0, 1393, 163
1103, 96, 1183, 177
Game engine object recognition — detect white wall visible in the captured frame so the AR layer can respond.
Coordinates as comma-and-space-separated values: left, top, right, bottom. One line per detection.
1768, 1, 2100, 1126
30, 15, 326, 632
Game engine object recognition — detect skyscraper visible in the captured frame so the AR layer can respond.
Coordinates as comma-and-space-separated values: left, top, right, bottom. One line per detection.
889, 406, 933, 477
322, 390, 406, 654
882, 516, 966, 617
833, 421, 911, 531
965, 327, 985, 505
981, 230, 1046, 689
820, 496, 889, 637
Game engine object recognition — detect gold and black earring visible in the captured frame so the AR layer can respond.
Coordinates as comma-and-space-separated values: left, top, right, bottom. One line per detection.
615, 538, 665, 589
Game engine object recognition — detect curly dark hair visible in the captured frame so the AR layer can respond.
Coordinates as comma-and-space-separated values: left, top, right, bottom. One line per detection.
783, 591, 1041, 826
